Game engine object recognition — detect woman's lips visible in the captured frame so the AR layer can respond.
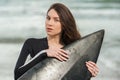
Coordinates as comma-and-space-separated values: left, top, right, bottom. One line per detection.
46, 28, 53, 32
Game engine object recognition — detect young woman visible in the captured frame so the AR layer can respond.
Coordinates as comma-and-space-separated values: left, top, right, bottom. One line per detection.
14, 3, 99, 80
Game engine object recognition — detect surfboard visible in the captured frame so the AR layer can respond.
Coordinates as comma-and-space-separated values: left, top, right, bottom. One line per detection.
18, 29, 105, 80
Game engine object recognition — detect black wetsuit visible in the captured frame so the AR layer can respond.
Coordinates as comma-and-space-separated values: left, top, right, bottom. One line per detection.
14, 38, 48, 80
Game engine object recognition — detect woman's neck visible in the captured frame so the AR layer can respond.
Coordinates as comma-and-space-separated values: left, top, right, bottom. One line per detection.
47, 35, 60, 44
47, 35, 63, 48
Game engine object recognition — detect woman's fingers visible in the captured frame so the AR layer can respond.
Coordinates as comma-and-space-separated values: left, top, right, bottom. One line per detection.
86, 61, 99, 77
46, 48, 69, 61
86, 61, 99, 72
58, 49, 69, 58
87, 66, 97, 77
55, 49, 69, 61
55, 52, 68, 61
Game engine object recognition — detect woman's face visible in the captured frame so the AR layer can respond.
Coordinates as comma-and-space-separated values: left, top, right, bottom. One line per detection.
45, 9, 62, 37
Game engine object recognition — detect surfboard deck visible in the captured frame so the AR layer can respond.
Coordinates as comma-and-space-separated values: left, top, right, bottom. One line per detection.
18, 29, 105, 80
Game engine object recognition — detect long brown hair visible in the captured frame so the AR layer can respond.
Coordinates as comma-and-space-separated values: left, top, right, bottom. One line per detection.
47, 3, 81, 45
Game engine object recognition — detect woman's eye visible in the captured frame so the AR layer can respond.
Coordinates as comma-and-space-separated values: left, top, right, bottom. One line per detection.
46, 16, 50, 20
54, 19, 60, 22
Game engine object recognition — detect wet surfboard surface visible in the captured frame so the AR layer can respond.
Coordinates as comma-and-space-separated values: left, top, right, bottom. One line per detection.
18, 29, 105, 80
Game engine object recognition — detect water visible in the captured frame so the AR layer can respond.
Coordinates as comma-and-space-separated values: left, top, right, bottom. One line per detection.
0, 0, 120, 80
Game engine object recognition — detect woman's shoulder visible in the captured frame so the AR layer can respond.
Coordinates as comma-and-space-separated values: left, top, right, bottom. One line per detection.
24, 37, 47, 44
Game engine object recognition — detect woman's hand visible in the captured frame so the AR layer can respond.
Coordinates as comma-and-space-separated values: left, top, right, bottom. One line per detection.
86, 61, 99, 77
46, 47, 69, 61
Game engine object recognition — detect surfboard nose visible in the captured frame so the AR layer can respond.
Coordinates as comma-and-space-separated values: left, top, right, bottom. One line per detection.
96, 29, 105, 37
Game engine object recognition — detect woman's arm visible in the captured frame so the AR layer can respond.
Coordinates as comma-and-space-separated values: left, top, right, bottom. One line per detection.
14, 39, 47, 80
14, 39, 30, 80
